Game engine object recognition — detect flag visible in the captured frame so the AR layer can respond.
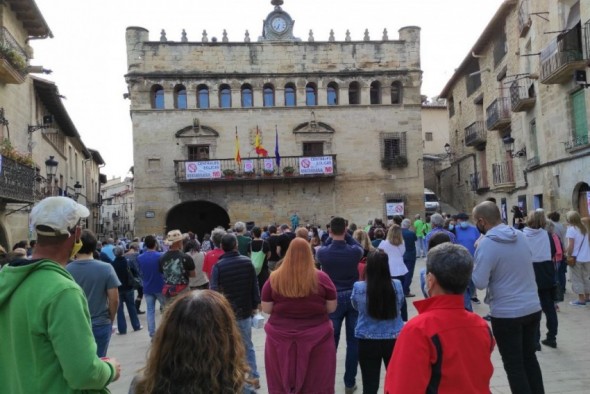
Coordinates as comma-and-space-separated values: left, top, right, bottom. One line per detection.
255, 127, 268, 157
234, 128, 241, 164
275, 126, 281, 168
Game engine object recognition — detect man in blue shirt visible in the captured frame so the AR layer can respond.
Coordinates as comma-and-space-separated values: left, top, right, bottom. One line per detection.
454, 212, 482, 307
137, 235, 164, 338
316, 216, 363, 394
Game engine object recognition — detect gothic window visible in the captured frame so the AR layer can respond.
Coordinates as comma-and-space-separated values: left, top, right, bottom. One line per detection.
327, 82, 338, 105
197, 84, 209, 109
370, 81, 381, 104
174, 84, 187, 109
306, 83, 317, 106
241, 84, 253, 108
219, 84, 231, 108
188, 145, 210, 160
391, 81, 402, 104
151, 85, 164, 109
349, 81, 360, 105
263, 83, 275, 107
285, 83, 296, 106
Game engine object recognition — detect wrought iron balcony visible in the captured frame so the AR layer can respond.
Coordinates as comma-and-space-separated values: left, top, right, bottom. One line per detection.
0, 27, 28, 84
486, 98, 511, 131
518, 0, 532, 38
0, 156, 35, 203
540, 22, 586, 84
492, 161, 515, 189
174, 155, 337, 183
564, 134, 590, 152
510, 78, 536, 112
469, 171, 490, 193
526, 156, 540, 169
464, 121, 486, 148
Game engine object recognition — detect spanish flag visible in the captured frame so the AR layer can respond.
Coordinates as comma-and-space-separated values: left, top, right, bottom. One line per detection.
255, 127, 269, 157
234, 128, 241, 164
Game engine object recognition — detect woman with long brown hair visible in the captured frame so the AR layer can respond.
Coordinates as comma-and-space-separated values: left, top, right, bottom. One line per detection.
130, 290, 253, 394
261, 237, 337, 394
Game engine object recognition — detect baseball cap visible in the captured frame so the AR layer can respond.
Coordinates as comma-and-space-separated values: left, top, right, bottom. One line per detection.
30, 197, 90, 236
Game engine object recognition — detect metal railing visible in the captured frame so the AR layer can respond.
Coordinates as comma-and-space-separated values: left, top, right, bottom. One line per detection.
486, 98, 511, 130
564, 134, 589, 151
0, 155, 35, 203
526, 156, 540, 168
540, 23, 585, 82
492, 161, 515, 186
518, 0, 531, 37
465, 121, 486, 147
510, 77, 536, 111
0, 27, 28, 75
174, 155, 337, 182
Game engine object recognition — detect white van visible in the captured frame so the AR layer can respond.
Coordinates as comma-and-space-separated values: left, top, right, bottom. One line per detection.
424, 188, 441, 214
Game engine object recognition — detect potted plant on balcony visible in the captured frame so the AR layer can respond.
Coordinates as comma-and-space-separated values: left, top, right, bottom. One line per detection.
244, 169, 255, 178
263, 168, 275, 176
282, 166, 295, 176
381, 156, 408, 170
1, 138, 34, 167
222, 168, 236, 179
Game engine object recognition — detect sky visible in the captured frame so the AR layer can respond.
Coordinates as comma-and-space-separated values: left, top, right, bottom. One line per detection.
32, 0, 505, 178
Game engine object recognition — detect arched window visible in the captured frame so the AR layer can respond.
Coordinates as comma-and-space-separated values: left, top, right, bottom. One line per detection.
391, 81, 403, 104
370, 81, 381, 104
219, 84, 231, 108
327, 82, 338, 105
241, 84, 253, 107
305, 83, 317, 106
151, 85, 164, 109
197, 84, 209, 109
285, 83, 296, 107
263, 84, 275, 107
348, 81, 360, 105
174, 84, 187, 109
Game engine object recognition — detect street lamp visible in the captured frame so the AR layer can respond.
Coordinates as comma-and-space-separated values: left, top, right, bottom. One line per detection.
45, 156, 58, 196
74, 181, 82, 201
443, 143, 455, 159
502, 136, 527, 158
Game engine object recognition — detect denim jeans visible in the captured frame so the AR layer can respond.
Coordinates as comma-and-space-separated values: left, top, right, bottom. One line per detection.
415, 238, 425, 257
391, 275, 408, 321
145, 292, 166, 337
491, 311, 545, 394
402, 257, 416, 295
537, 288, 558, 343
92, 323, 113, 357
237, 317, 259, 378
330, 289, 358, 388
117, 290, 141, 334
557, 259, 567, 293
358, 338, 396, 394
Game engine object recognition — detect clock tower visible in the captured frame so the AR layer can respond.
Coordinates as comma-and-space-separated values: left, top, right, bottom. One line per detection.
260, 0, 299, 41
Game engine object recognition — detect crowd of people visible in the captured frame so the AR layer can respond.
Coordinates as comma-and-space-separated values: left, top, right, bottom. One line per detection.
1, 195, 589, 393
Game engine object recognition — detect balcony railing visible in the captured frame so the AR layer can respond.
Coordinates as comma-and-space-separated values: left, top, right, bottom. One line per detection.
469, 171, 490, 193
486, 98, 511, 131
564, 134, 590, 151
0, 155, 35, 203
526, 156, 540, 169
510, 78, 536, 112
0, 27, 28, 84
518, 0, 532, 37
174, 155, 337, 183
465, 121, 486, 148
540, 22, 586, 84
492, 161, 515, 188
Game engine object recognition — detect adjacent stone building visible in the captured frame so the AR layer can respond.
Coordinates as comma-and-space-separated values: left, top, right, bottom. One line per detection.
421, 100, 450, 192
125, 0, 424, 237
439, 0, 590, 220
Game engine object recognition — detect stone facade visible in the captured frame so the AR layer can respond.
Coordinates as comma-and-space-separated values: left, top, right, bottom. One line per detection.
421, 103, 450, 192
125, 3, 424, 237
100, 177, 134, 239
439, 0, 590, 220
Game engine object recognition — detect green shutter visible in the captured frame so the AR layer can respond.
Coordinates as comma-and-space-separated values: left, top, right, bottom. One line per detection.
572, 89, 588, 142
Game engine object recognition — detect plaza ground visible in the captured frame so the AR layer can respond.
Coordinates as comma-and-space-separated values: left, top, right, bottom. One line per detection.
107, 257, 590, 394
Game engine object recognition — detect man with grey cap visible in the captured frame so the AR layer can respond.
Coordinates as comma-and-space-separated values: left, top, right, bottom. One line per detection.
0, 197, 120, 393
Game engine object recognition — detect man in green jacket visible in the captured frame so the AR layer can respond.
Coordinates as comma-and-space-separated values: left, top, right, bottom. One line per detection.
0, 197, 121, 393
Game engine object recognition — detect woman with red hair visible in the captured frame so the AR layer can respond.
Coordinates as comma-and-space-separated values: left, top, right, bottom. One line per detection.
262, 237, 337, 394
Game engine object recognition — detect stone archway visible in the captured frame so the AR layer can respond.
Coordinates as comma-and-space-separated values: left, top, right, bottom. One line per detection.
573, 182, 590, 217
166, 201, 230, 240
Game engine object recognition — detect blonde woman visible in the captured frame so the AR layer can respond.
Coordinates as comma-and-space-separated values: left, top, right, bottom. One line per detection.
378, 225, 408, 320
261, 238, 337, 394
565, 211, 590, 306
353, 229, 374, 280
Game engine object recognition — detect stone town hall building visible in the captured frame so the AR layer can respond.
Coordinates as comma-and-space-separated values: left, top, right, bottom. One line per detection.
124, 0, 423, 237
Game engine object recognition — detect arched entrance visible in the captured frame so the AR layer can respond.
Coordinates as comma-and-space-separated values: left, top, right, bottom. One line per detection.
573, 182, 590, 217
166, 201, 230, 240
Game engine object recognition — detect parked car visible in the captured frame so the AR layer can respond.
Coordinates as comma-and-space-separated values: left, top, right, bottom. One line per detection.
424, 188, 441, 214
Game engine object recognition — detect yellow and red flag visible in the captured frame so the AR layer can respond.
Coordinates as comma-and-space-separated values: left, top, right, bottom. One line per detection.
255, 127, 268, 157
234, 128, 241, 164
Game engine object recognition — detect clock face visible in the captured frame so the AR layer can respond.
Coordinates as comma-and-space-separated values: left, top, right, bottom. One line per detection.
271, 16, 287, 33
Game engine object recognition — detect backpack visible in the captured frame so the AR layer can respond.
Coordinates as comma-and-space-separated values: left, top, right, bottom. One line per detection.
250, 241, 266, 275
125, 257, 142, 289
551, 233, 563, 262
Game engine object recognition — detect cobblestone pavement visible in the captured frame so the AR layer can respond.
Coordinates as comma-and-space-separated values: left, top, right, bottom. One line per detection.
108, 257, 590, 394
